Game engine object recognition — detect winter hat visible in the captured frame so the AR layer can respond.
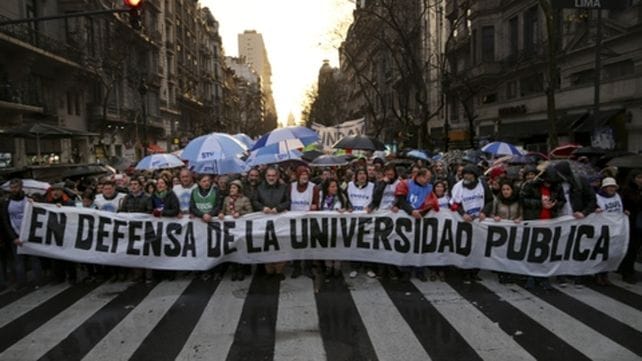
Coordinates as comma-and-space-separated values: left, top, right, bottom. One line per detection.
462, 164, 480, 178
601, 177, 618, 189
487, 166, 506, 180
230, 179, 243, 191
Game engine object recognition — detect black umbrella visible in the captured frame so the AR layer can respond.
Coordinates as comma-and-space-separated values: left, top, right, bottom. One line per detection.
61, 165, 115, 179
301, 150, 324, 162
333, 135, 386, 151
571, 146, 608, 157
310, 155, 349, 167
607, 154, 642, 169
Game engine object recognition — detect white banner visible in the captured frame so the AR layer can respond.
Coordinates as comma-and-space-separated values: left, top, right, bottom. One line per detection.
311, 118, 366, 150
19, 203, 629, 276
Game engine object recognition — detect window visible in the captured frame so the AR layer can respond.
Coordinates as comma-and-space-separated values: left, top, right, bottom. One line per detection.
570, 69, 594, 86
481, 26, 495, 62
506, 81, 517, 99
509, 17, 518, 57
471, 29, 478, 65
449, 100, 459, 122
75, 93, 80, 115
523, 6, 539, 53
482, 93, 497, 104
520, 73, 544, 96
604, 59, 634, 80
67, 92, 72, 114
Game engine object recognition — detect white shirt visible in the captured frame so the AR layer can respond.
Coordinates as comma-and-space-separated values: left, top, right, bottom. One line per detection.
379, 179, 400, 210
290, 181, 316, 211
173, 184, 197, 213
450, 180, 485, 216
94, 193, 126, 213
347, 181, 374, 211
596, 193, 623, 213
560, 182, 573, 216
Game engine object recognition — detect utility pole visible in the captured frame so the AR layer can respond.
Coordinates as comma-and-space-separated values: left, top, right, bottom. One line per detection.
593, 8, 603, 128
138, 78, 148, 157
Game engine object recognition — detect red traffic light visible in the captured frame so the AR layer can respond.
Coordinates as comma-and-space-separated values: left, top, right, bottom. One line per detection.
124, 0, 143, 8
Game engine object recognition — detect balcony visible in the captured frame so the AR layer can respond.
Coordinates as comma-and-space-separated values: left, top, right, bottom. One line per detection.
0, 80, 44, 113
0, 14, 82, 65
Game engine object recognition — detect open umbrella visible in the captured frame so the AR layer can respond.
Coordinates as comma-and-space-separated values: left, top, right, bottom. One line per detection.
61, 164, 115, 179
190, 158, 246, 175
301, 149, 324, 162
481, 141, 524, 156
607, 154, 642, 169
1, 179, 51, 196
571, 146, 607, 157
405, 150, 431, 161
135, 153, 185, 170
246, 141, 304, 167
181, 132, 247, 164
549, 144, 582, 159
310, 155, 349, 167
251, 126, 318, 151
333, 134, 385, 151
537, 160, 599, 179
233, 133, 255, 149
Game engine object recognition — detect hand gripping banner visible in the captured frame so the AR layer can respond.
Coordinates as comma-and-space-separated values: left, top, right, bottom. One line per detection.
19, 202, 629, 277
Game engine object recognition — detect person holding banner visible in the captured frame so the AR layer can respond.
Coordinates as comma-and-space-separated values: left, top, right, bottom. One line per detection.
521, 166, 566, 289
290, 166, 319, 279
319, 177, 351, 279
619, 169, 642, 284
173, 169, 196, 216
119, 178, 154, 283
395, 167, 439, 282
594, 177, 627, 285
94, 180, 127, 213
347, 167, 375, 278
219, 180, 253, 281
0, 179, 43, 289
450, 164, 492, 283
368, 164, 401, 279
190, 174, 223, 280
252, 166, 290, 280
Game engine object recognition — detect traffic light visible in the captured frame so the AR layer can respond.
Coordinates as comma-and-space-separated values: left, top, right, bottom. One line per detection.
124, 0, 143, 30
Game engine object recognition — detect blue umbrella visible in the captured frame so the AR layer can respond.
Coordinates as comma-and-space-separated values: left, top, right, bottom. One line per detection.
135, 153, 184, 170
246, 141, 303, 167
481, 141, 524, 156
189, 157, 246, 175
251, 126, 318, 151
233, 133, 255, 149
406, 150, 430, 161
181, 132, 247, 163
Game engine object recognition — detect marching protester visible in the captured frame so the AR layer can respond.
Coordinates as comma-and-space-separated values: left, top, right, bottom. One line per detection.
94, 180, 127, 212
480, 179, 522, 284
252, 166, 290, 280
346, 167, 375, 278
520, 166, 566, 289
44, 184, 77, 285
0, 179, 43, 289
594, 177, 627, 285
173, 169, 197, 216
151, 176, 180, 218
619, 169, 642, 284
450, 164, 492, 282
431, 179, 451, 281
367, 164, 400, 278
319, 177, 351, 279
190, 174, 223, 280
243, 167, 262, 202
289, 165, 319, 279
395, 167, 439, 281
119, 178, 154, 283
219, 180, 253, 281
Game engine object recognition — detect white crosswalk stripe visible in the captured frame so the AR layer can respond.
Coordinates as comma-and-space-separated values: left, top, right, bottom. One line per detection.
0, 283, 69, 328
176, 276, 251, 361
349, 277, 432, 361
481, 278, 640, 361
553, 284, 642, 332
412, 279, 536, 361
82, 280, 191, 361
0, 272, 641, 361
0, 282, 130, 361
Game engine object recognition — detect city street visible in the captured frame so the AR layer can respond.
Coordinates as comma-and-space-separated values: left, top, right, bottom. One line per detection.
0, 266, 641, 361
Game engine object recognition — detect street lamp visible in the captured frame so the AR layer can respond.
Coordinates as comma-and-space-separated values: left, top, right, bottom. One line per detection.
138, 78, 148, 157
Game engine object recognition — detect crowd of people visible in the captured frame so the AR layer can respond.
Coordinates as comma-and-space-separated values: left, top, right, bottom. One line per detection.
0, 154, 640, 293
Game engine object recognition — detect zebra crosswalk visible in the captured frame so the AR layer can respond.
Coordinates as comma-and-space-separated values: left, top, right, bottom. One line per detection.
0, 267, 641, 361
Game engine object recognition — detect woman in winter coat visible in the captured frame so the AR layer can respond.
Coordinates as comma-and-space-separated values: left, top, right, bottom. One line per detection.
319, 178, 351, 278
151, 176, 180, 217
218, 179, 253, 281
480, 179, 522, 284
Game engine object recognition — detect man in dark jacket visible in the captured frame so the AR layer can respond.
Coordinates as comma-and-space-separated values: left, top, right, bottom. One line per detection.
45, 184, 78, 284
620, 169, 642, 283
252, 166, 290, 279
119, 178, 153, 213
553, 161, 596, 219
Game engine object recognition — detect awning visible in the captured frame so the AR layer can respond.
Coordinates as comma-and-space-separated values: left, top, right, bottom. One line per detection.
147, 144, 165, 154
571, 109, 625, 132
0, 122, 98, 138
499, 116, 573, 140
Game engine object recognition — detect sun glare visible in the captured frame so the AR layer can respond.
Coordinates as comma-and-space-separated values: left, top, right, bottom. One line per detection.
203, 0, 353, 127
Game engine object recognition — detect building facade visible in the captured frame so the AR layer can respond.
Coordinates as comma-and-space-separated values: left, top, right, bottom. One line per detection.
442, 0, 642, 152
0, 0, 230, 169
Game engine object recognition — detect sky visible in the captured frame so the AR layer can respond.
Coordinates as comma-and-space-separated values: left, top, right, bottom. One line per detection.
203, 0, 354, 126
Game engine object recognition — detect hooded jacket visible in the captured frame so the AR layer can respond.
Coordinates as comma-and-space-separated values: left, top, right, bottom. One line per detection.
554, 161, 596, 216
519, 167, 566, 220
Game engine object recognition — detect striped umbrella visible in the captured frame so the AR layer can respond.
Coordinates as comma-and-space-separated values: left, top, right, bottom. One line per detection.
181, 133, 247, 164
233, 133, 255, 149
246, 141, 303, 167
135, 154, 184, 170
481, 141, 524, 156
251, 126, 318, 151
189, 158, 246, 175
